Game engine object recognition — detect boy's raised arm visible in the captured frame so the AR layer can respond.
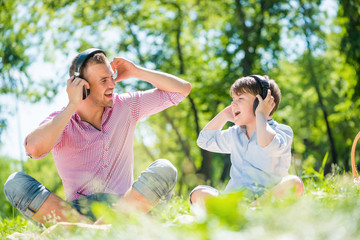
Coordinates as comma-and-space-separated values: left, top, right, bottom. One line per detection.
255, 89, 276, 147
203, 106, 234, 130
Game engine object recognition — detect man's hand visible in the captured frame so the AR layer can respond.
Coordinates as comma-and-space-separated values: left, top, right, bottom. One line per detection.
255, 89, 275, 118
110, 58, 138, 82
66, 76, 89, 107
111, 57, 191, 97
26, 77, 86, 158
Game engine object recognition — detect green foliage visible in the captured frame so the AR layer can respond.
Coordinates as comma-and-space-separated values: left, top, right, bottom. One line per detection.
338, 0, 360, 100
0, 0, 60, 139
205, 192, 248, 231
0, 216, 39, 239
303, 152, 329, 181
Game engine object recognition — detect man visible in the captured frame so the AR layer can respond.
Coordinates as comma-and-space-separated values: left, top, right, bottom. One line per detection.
4, 48, 191, 224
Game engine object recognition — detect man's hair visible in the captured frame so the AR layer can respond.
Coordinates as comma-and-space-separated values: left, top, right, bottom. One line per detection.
69, 52, 108, 78
230, 75, 281, 116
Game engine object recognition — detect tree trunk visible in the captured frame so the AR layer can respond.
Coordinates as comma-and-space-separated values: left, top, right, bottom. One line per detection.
169, 2, 214, 181
300, 0, 338, 170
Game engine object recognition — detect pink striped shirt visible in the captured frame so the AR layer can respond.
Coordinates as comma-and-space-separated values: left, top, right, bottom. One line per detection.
29, 89, 184, 201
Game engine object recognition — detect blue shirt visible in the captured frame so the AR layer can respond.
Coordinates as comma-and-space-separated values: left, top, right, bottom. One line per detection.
197, 120, 293, 194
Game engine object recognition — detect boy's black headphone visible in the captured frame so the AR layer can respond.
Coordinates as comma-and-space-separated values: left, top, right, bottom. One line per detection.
74, 48, 107, 99
250, 75, 270, 114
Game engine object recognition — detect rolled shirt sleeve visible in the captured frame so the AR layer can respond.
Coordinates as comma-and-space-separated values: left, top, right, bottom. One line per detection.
262, 124, 293, 156
258, 123, 293, 176
127, 89, 185, 122
24, 110, 65, 159
197, 127, 236, 154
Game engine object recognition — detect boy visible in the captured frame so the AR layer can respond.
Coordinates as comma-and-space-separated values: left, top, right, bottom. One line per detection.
190, 75, 304, 206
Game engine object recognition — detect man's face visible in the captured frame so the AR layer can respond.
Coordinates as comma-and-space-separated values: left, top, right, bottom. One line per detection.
231, 92, 256, 126
84, 61, 115, 108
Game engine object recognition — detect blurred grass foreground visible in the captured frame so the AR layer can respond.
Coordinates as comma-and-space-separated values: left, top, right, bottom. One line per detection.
2, 172, 360, 240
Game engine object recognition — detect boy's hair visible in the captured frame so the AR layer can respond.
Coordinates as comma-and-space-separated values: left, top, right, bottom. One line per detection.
69, 52, 107, 78
230, 75, 281, 116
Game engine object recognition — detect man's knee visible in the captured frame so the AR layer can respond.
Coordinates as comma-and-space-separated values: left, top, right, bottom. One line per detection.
149, 159, 177, 188
4, 172, 30, 205
133, 159, 177, 205
4, 172, 51, 218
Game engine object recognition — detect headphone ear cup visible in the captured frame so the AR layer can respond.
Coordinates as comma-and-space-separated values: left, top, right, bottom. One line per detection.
253, 98, 259, 114
82, 86, 90, 100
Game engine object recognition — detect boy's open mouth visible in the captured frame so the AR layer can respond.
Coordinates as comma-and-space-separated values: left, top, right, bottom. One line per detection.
234, 111, 240, 117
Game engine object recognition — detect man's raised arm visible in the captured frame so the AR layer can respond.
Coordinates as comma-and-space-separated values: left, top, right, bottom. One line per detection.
25, 76, 88, 158
111, 58, 191, 97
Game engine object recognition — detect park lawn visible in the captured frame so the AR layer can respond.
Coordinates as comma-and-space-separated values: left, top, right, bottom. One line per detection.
2, 173, 360, 240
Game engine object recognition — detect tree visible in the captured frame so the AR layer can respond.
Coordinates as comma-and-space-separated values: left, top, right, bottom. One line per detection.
5, 0, 358, 193
36, 0, 322, 188
0, 0, 31, 136
0, 0, 59, 141
338, 0, 360, 101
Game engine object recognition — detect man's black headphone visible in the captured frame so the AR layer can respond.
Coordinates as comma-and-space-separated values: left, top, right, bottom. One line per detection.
74, 48, 107, 99
250, 75, 270, 114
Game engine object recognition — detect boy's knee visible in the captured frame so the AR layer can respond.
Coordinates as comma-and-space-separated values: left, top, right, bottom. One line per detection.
189, 189, 203, 204
133, 159, 177, 205
281, 175, 304, 196
189, 186, 219, 205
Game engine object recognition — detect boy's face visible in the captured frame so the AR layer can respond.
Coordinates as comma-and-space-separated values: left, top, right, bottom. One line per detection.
231, 92, 256, 126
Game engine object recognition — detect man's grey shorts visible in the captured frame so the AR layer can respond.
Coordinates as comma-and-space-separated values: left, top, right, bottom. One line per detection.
4, 159, 177, 221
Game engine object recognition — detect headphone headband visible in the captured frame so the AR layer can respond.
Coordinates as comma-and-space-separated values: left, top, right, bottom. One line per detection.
250, 75, 270, 114
249, 75, 269, 99
74, 48, 106, 78
73, 48, 106, 100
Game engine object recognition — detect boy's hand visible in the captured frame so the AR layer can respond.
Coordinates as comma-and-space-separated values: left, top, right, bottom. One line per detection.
222, 105, 235, 123
255, 89, 275, 117
110, 57, 138, 82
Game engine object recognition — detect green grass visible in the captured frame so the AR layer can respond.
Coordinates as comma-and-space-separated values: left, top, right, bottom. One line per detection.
2, 173, 360, 240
